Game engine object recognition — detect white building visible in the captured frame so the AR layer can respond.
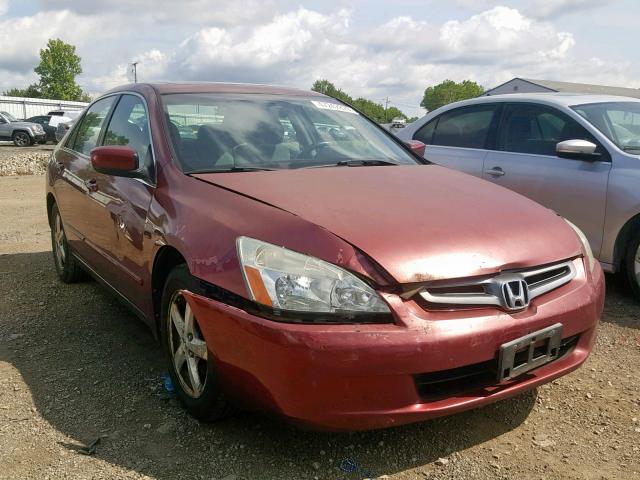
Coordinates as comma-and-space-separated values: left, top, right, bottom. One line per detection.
484, 78, 640, 99
0, 95, 88, 119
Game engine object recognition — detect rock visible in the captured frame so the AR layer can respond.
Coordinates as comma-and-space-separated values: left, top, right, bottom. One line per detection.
8, 333, 24, 341
143, 423, 151, 429
434, 458, 449, 466
312, 461, 320, 470
586, 393, 593, 399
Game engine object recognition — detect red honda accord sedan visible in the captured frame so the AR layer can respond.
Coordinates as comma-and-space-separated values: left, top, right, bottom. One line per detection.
46, 83, 604, 431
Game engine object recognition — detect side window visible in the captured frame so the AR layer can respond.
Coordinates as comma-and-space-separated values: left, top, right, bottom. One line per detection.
103, 95, 151, 164
414, 118, 437, 144
498, 104, 599, 156
431, 105, 497, 149
71, 96, 116, 155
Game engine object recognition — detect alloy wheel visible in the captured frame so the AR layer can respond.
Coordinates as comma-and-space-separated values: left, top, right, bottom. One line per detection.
14, 132, 29, 146
168, 292, 208, 398
53, 211, 66, 269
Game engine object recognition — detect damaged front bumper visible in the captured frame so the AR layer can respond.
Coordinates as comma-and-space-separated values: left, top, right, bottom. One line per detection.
181, 262, 604, 431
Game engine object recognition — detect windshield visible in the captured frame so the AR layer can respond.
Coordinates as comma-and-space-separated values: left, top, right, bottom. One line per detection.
1, 111, 18, 122
572, 102, 640, 152
161, 93, 419, 172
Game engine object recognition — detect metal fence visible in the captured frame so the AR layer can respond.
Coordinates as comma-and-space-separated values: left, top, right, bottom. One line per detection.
0, 95, 88, 119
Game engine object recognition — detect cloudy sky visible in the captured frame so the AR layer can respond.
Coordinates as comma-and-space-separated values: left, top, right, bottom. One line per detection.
0, 0, 637, 115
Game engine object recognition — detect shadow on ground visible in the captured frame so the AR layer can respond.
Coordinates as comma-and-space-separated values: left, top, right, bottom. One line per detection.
602, 273, 640, 330
10, 251, 629, 479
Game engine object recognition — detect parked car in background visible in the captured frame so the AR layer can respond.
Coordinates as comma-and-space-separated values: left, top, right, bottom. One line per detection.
25, 115, 58, 143
55, 118, 77, 143
398, 93, 640, 299
0, 111, 46, 146
46, 83, 603, 431
48, 110, 82, 120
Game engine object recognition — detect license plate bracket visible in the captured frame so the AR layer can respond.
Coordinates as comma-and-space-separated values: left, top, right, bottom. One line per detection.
498, 323, 563, 382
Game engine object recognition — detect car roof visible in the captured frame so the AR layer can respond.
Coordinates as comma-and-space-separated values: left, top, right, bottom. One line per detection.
440, 92, 640, 111
104, 82, 326, 97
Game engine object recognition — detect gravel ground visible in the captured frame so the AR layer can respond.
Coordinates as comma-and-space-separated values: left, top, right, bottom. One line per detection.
0, 175, 639, 480
0, 144, 54, 176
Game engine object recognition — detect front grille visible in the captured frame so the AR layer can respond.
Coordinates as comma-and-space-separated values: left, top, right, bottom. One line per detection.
418, 259, 577, 311
414, 334, 579, 401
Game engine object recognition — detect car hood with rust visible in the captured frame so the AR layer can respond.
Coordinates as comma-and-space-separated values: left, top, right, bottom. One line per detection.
193, 165, 581, 284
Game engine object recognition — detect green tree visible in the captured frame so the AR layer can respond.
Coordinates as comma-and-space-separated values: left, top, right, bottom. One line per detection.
34, 39, 89, 101
311, 79, 353, 104
311, 79, 410, 123
3, 84, 42, 98
420, 79, 484, 112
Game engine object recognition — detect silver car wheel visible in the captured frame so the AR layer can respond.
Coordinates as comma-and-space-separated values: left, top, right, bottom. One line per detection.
53, 211, 66, 269
13, 132, 30, 147
168, 292, 208, 398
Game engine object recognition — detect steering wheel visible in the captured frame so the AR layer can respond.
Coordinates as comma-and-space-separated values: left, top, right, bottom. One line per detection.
297, 141, 334, 160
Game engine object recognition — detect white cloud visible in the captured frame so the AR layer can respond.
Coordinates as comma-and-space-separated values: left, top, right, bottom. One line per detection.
0, 3, 637, 111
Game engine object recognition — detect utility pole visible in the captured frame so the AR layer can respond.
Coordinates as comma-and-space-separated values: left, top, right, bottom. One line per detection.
132, 61, 139, 83
384, 96, 389, 122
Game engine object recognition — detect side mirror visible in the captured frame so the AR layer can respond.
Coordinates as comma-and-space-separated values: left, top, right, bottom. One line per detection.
556, 139, 600, 161
406, 140, 426, 157
90, 146, 139, 176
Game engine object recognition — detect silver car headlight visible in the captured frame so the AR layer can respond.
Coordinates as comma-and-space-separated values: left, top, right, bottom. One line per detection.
564, 219, 595, 270
236, 237, 390, 314
35, 124, 44, 133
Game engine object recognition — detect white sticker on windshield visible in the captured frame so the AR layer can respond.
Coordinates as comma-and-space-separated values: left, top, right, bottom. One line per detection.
311, 100, 359, 115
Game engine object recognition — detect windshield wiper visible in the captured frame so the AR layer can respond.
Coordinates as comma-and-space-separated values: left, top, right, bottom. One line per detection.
303, 159, 400, 169
188, 166, 278, 174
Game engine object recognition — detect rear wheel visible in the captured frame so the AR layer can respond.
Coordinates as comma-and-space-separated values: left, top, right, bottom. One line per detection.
12, 131, 32, 147
160, 265, 234, 421
624, 232, 640, 300
50, 204, 84, 283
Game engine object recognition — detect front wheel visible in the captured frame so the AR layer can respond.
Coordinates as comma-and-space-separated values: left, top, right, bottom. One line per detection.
12, 131, 32, 147
160, 265, 235, 422
624, 233, 640, 300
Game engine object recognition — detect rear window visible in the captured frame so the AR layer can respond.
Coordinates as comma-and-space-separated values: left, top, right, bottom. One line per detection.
428, 105, 498, 149
161, 93, 418, 173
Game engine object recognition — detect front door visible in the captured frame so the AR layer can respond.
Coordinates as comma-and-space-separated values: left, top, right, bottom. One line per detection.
82, 94, 155, 312
483, 103, 611, 257
53, 96, 117, 264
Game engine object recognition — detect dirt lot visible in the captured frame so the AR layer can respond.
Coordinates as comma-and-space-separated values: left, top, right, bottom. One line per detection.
0, 175, 638, 480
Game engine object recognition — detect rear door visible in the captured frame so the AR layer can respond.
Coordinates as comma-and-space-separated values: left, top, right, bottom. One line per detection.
81, 94, 155, 310
53, 96, 117, 264
483, 103, 611, 257
412, 103, 501, 177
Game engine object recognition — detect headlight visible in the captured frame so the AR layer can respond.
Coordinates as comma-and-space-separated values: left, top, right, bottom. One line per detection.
35, 125, 44, 133
564, 219, 595, 270
236, 237, 390, 314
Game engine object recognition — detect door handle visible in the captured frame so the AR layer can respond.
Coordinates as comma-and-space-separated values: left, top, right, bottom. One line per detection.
56, 161, 65, 173
84, 178, 99, 192
484, 167, 505, 177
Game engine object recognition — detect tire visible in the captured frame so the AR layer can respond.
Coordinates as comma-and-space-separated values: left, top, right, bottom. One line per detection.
50, 204, 84, 283
12, 131, 32, 147
160, 264, 235, 422
624, 231, 640, 300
